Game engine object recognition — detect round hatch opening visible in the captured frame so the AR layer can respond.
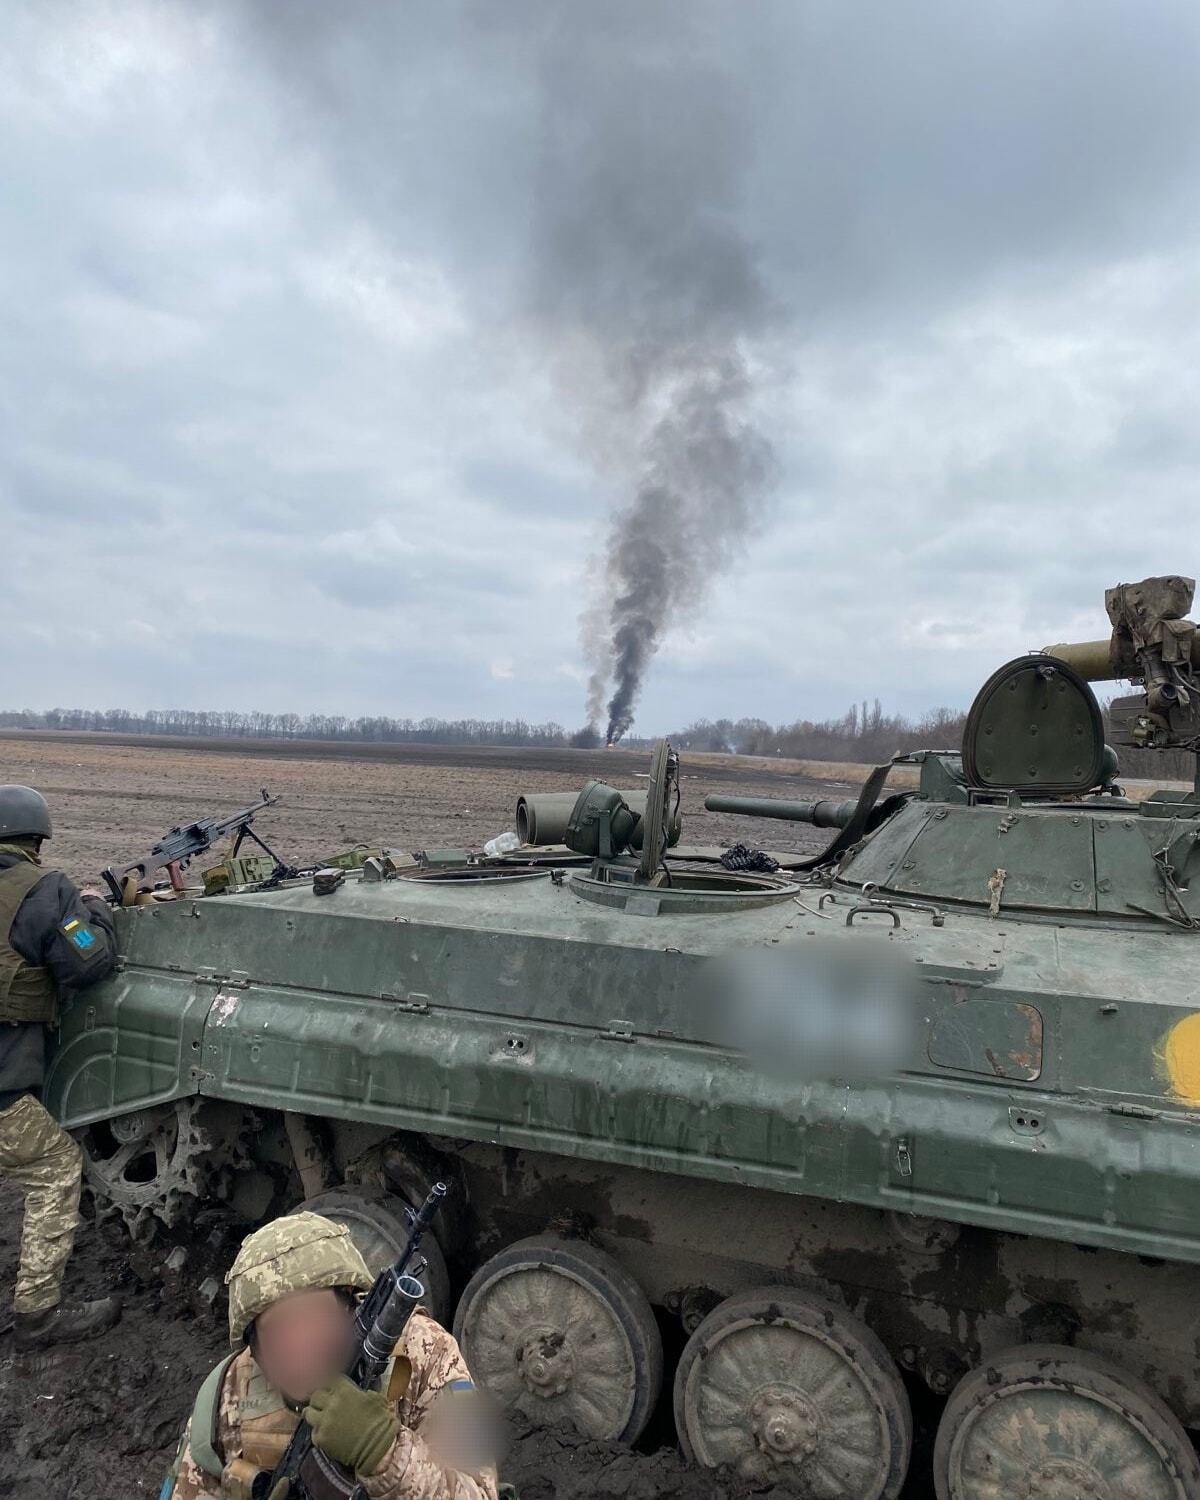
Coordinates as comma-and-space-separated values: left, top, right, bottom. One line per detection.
570, 867, 801, 914
403, 864, 551, 884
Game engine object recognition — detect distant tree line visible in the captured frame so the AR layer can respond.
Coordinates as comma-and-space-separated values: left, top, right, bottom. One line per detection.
668, 699, 969, 763
668, 697, 1196, 781
0, 706, 570, 746
1, 699, 956, 757
0, 698, 1192, 779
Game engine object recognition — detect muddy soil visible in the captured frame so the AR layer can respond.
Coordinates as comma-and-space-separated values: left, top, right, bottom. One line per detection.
0, 1185, 228, 1497
0, 736, 936, 1498
0, 1181, 938, 1498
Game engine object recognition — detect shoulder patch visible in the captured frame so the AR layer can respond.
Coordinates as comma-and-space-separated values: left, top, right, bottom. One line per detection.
63, 921, 96, 950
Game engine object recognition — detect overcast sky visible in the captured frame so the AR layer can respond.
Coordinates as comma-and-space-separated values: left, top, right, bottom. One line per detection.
2, 1, 1198, 732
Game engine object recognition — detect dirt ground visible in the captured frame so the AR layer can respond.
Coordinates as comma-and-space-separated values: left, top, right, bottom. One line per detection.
0, 731, 849, 889
0, 734, 935, 1499
0, 1187, 938, 1499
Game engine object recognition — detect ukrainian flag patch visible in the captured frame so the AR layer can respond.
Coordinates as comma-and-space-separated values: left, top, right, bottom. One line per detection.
64, 922, 96, 950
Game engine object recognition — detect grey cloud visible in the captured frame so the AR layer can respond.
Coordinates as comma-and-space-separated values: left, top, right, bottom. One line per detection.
310, 549, 524, 612
1, 0, 1199, 734
241, 2, 1200, 324
749, 3, 1200, 327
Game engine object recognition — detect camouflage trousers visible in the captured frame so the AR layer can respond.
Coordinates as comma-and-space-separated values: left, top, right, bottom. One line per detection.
0, 1092, 83, 1314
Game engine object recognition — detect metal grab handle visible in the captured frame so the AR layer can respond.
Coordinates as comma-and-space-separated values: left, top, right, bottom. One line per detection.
845, 903, 901, 928
860, 882, 946, 927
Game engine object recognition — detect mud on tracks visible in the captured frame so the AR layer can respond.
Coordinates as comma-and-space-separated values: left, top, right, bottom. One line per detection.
2, 1183, 934, 1498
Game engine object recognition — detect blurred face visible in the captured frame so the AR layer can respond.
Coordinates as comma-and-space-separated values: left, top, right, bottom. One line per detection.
252, 1288, 356, 1404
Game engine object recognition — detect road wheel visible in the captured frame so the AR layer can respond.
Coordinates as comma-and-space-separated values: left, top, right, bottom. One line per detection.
453, 1234, 662, 1443
298, 1186, 450, 1325
933, 1343, 1200, 1500
674, 1286, 912, 1498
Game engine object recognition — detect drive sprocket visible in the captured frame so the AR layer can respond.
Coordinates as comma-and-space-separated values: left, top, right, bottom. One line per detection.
75, 1098, 243, 1237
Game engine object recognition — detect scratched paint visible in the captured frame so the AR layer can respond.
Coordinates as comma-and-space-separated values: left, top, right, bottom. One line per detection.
210, 991, 241, 1027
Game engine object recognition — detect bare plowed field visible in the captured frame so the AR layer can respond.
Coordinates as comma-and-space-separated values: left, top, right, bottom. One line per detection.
0, 732, 856, 886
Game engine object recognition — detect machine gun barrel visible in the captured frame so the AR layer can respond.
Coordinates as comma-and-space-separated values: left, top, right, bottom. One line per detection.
704, 793, 858, 828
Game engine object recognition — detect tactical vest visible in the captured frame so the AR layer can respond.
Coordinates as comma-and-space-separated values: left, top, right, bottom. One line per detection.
189, 1348, 412, 1499
182, 1344, 517, 1500
0, 860, 58, 1026
187, 1353, 305, 1500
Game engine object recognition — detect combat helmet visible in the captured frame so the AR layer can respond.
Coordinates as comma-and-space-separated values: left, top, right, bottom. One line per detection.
0, 785, 52, 842
225, 1211, 373, 1347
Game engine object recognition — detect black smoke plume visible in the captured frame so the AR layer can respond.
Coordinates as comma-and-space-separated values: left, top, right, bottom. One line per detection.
599, 357, 774, 741
528, 8, 781, 742
242, 4, 783, 744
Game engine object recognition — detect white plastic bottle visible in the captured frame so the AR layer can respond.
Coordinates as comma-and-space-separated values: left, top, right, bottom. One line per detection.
483, 831, 521, 857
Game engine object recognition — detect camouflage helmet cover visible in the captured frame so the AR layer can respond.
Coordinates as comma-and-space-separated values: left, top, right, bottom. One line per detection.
225, 1211, 373, 1347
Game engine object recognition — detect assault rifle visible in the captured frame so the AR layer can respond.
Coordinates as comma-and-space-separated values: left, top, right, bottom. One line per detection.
100, 789, 284, 902
252, 1182, 449, 1500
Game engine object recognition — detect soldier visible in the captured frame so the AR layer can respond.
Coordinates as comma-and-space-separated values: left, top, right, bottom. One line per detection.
0, 783, 122, 1351
168, 1212, 500, 1500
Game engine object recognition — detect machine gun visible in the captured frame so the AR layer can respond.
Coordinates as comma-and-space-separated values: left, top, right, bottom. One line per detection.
101, 788, 284, 903
252, 1183, 448, 1500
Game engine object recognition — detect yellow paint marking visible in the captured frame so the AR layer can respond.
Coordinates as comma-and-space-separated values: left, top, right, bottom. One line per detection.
1163, 1012, 1200, 1105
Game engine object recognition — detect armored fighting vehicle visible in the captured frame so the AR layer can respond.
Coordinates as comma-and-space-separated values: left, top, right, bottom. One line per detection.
48, 576, 1200, 1498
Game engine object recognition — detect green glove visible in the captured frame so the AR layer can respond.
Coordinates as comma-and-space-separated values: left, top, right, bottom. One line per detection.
303, 1376, 399, 1477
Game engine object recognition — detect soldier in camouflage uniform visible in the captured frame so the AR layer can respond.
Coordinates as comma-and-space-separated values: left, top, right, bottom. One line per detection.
168, 1212, 501, 1500
0, 784, 121, 1351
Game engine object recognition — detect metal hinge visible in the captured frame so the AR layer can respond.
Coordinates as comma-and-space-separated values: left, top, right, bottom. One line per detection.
194, 968, 250, 988
1107, 1101, 1160, 1120
380, 992, 431, 1014
603, 1019, 636, 1042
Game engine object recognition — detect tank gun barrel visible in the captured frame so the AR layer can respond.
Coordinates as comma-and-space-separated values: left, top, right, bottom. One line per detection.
704, 793, 857, 828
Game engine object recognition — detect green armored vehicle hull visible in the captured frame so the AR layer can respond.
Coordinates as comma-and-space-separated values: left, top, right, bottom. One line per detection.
47, 576, 1200, 1498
